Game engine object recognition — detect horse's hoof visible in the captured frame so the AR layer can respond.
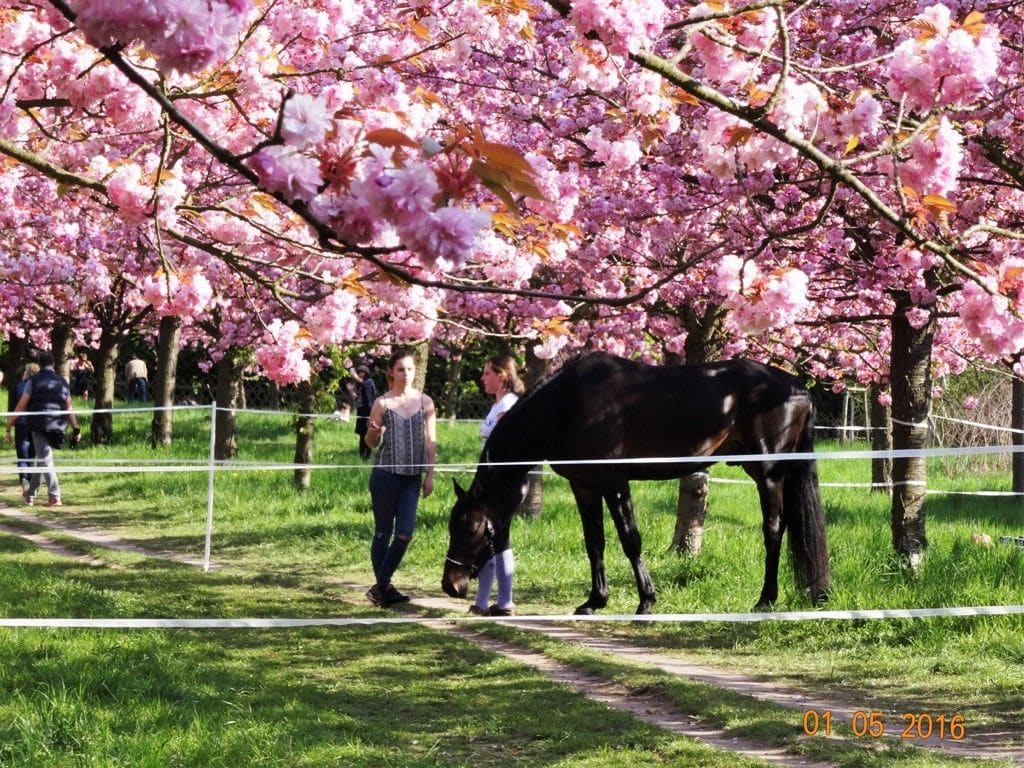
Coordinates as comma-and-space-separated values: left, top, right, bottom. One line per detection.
574, 604, 595, 615
753, 600, 774, 612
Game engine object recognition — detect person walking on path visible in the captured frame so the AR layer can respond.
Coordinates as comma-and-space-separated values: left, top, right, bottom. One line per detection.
470, 355, 525, 617
353, 364, 377, 460
363, 349, 436, 607
11, 362, 39, 493
6, 351, 80, 507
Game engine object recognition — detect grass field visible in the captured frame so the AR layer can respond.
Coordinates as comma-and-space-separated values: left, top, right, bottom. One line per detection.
0, 403, 1021, 766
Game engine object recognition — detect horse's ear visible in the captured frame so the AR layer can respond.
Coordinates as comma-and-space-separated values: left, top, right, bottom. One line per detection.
453, 479, 466, 500
469, 479, 485, 500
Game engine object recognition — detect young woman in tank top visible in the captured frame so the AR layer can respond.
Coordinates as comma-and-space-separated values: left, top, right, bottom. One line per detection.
363, 348, 437, 607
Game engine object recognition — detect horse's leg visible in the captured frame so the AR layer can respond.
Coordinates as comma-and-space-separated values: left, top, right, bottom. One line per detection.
603, 482, 656, 615
751, 470, 786, 610
569, 481, 609, 614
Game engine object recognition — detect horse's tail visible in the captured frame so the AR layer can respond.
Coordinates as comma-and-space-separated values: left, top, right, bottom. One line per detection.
783, 406, 831, 602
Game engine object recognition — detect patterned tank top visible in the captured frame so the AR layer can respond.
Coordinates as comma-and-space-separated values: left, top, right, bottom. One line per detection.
374, 401, 426, 476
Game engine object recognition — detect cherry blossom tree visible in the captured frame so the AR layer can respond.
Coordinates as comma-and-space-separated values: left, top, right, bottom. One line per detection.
4, 0, 1024, 567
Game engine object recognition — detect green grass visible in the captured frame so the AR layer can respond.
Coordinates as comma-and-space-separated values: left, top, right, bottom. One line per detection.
1, 406, 1022, 766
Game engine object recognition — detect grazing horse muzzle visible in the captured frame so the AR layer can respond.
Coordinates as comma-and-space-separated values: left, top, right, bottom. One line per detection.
441, 517, 496, 598
441, 561, 470, 598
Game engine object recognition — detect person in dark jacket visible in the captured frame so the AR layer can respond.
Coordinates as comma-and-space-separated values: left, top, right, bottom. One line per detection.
11, 362, 39, 492
353, 365, 377, 460
5, 351, 80, 507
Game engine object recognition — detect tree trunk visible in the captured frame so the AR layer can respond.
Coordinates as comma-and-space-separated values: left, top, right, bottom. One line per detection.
150, 315, 182, 447
293, 379, 315, 491
89, 331, 120, 445
411, 340, 429, 392
519, 345, 550, 519
50, 322, 75, 381
868, 382, 892, 492
670, 314, 719, 555
4, 335, 31, 409
442, 350, 464, 420
1013, 375, 1024, 496
889, 298, 935, 569
214, 353, 245, 461
671, 471, 710, 554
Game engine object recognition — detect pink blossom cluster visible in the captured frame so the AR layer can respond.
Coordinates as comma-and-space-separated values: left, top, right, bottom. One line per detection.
713, 255, 810, 334
302, 289, 359, 345
957, 264, 1024, 364
254, 319, 312, 385
897, 117, 964, 197
583, 126, 643, 173
72, 0, 252, 74
249, 95, 493, 270
104, 161, 186, 228
688, 5, 775, 85
886, 5, 1000, 113
8, 0, 1024, 399
134, 269, 214, 318
701, 81, 826, 178
568, 0, 669, 56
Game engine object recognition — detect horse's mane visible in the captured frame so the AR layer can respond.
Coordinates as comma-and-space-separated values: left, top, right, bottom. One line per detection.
514, 352, 582, 409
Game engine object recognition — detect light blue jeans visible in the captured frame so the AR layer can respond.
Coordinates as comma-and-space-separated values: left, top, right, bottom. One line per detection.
26, 431, 60, 501
369, 468, 422, 588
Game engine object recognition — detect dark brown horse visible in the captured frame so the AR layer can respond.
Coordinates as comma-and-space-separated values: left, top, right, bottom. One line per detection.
441, 352, 831, 614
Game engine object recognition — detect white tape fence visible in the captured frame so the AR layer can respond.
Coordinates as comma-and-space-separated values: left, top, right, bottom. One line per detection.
2, 402, 1023, 625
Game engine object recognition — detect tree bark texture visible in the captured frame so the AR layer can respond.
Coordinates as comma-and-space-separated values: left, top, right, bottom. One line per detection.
1013, 375, 1024, 495
442, 350, 464, 420
89, 331, 119, 445
868, 382, 892, 492
518, 346, 550, 519
50, 322, 75, 381
669, 308, 721, 555
293, 378, 315, 491
214, 354, 245, 461
411, 340, 429, 392
3, 335, 31, 409
888, 296, 935, 567
150, 315, 182, 447
672, 471, 710, 555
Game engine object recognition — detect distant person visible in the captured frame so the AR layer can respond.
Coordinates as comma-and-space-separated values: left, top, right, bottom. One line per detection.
364, 349, 436, 607
70, 350, 94, 399
332, 375, 357, 423
354, 364, 377, 460
6, 350, 80, 507
10, 362, 39, 493
125, 356, 149, 402
470, 355, 525, 617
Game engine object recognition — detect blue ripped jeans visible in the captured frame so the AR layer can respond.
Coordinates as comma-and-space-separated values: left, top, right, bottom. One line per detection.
369, 468, 422, 589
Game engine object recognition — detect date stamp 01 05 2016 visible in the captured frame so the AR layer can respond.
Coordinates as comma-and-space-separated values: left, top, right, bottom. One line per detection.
802, 709, 967, 741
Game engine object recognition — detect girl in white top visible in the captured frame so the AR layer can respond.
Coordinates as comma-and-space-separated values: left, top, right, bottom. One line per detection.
471, 355, 525, 616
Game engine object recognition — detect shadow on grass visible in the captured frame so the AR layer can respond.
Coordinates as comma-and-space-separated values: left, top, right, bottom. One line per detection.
0, 548, 688, 767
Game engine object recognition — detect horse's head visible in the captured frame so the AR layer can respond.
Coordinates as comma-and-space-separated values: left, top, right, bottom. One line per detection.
441, 478, 498, 598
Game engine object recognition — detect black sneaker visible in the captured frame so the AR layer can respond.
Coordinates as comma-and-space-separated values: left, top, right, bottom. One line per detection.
487, 604, 514, 617
468, 604, 487, 615
384, 584, 410, 604
366, 585, 390, 607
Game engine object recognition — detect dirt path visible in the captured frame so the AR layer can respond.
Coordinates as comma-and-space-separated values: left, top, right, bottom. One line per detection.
411, 594, 1023, 766
2, 504, 1020, 766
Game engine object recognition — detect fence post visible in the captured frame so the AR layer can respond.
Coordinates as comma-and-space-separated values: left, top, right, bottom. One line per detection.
203, 401, 217, 572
